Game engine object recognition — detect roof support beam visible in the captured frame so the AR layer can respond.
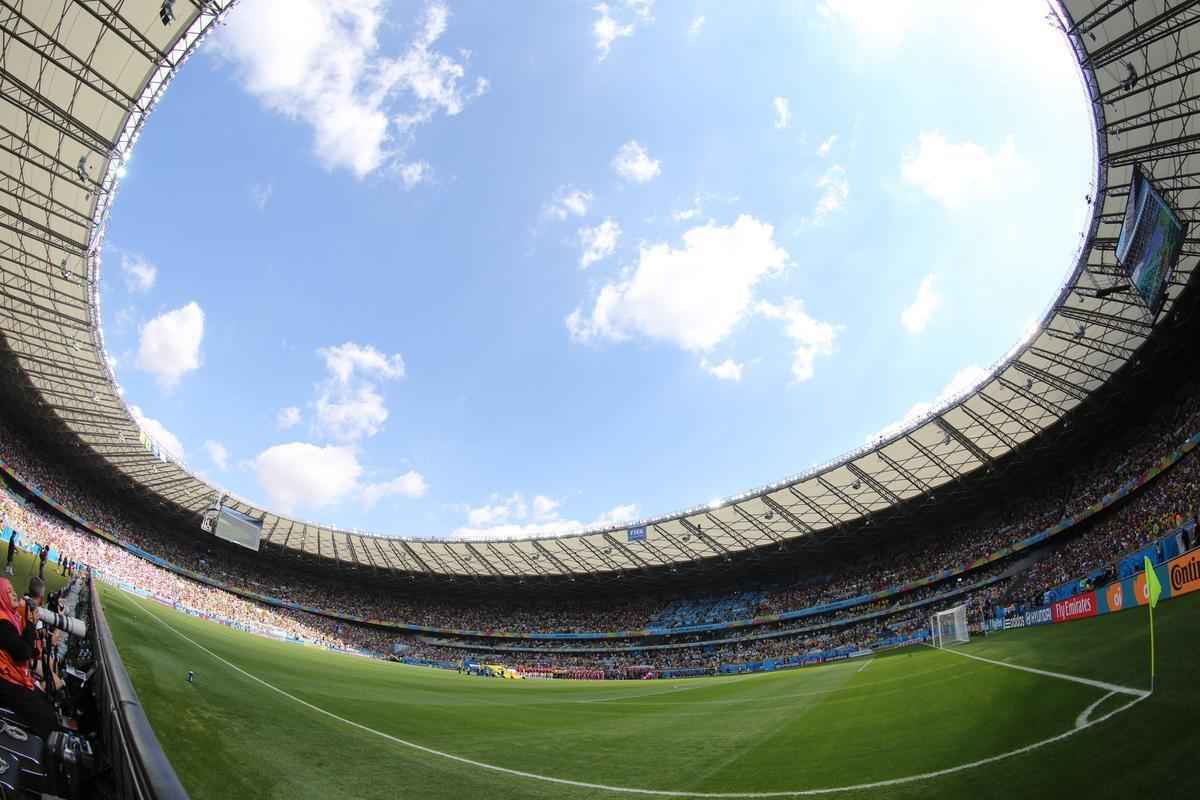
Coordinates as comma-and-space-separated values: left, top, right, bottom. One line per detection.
679, 517, 731, 557
728, 503, 786, 545
531, 540, 576, 575
759, 494, 814, 535
975, 390, 1044, 438
787, 486, 842, 528
703, 511, 758, 550
816, 476, 872, 518
904, 434, 962, 481
845, 462, 902, 506
934, 416, 992, 467
876, 450, 932, 495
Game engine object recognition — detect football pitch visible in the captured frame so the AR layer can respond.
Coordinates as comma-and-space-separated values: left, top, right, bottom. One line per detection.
102, 587, 1199, 800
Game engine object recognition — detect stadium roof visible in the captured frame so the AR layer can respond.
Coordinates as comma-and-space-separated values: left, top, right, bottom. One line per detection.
1, 0, 1198, 578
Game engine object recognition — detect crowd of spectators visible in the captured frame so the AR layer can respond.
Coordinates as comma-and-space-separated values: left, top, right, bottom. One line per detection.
0, 374, 1196, 672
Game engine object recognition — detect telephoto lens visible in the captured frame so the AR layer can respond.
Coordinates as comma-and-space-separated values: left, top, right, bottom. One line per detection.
34, 607, 86, 638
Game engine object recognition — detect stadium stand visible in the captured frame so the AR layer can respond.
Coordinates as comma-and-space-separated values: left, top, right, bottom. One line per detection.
2, 354, 1199, 674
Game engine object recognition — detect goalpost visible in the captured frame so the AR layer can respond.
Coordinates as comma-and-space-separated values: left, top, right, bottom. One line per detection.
930, 605, 970, 648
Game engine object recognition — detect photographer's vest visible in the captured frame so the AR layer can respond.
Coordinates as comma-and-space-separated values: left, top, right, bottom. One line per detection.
0, 622, 34, 690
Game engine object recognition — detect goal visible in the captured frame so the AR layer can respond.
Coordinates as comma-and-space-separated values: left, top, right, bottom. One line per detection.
930, 605, 969, 648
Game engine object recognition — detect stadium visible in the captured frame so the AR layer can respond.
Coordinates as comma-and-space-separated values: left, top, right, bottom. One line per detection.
0, 0, 1198, 798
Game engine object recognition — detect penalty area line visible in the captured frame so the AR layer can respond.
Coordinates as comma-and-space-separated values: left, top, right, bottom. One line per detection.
126, 597, 1150, 798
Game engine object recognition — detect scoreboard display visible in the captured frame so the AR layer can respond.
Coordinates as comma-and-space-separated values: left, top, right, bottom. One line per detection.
1116, 165, 1187, 315
201, 499, 263, 551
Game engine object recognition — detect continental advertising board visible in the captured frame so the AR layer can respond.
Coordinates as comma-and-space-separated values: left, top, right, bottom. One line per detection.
1168, 550, 1200, 597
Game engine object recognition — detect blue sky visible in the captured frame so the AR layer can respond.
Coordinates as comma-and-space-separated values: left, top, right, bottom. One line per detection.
99, 0, 1093, 539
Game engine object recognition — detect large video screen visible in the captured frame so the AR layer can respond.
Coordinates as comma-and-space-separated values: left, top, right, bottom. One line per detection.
1116, 165, 1187, 314
214, 506, 263, 552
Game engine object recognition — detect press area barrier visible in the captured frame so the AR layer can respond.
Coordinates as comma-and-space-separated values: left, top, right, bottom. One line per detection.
90, 579, 189, 800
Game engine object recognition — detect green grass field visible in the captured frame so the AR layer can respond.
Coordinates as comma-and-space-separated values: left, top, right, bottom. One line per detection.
102, 586, 1199, 799
3, 547, 69, 601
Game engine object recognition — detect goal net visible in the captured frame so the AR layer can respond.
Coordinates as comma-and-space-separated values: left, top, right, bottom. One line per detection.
930, 605, 969, 648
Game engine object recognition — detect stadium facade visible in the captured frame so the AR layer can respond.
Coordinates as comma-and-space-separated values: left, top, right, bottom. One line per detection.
0, 0, 1199, 587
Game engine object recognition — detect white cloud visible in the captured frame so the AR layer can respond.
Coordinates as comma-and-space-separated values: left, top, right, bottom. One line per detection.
395, 161, 432, 189
465, 493, 528, 527
136, 301, 204, 390
592, 1, 654, 60
611, 140, 661, 184
532, 495, 560, 518
900, 273, 941, 334
129, 405, 185, 461
578, 218, 621, 269
595, 503, 639, 526
250, 182, 273, 211
544, 186, 593, 220
816, 134, 838, 158
320, 342, 406, 384
819, 0, 917, 51
254, 442, 363, 513
867, 364, 989, 443
773, 96, 792, 130
901, 131, 1028, 210
316, 384, 390, 442
204, 440, 230, 470
211, 1, 486, 179
811, 164, 849, 224
120, 254, 157, 293
277, 406, 302, 430
820, 0, 1077, 90
568, 215, 788, 352
756, 298, 838, 382
702, 358, 744, 382
672, 196, 703, 222
315, 342, 406, 441
592, 3, 634, 60
361, 471, 428, 508
452, 497, 640, 540
688, 16, 706, 36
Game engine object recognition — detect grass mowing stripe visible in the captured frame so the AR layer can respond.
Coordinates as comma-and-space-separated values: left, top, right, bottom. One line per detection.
124, 593, 1148, 799
931, 643, 1149, 697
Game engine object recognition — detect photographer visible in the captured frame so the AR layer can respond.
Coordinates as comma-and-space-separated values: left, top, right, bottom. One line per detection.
0, 578, 56, 739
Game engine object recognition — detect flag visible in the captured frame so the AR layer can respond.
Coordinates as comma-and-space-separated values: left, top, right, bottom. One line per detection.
1143, 555, 1162, 608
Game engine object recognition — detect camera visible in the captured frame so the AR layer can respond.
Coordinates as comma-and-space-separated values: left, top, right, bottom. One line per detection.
33, 608, 86, 639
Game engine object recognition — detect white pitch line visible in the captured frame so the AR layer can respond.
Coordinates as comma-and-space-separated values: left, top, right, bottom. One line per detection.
126, 597, 1152, 798
1075, 691, 1117, 730
933, 645, 1149, 698
856, 660, 873, 673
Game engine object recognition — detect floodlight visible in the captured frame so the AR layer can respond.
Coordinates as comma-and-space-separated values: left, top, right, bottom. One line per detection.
763, 511, 774, 521
160, 0, 176, 25
942, 432, 951, 446
60, 258, 71, 280
1025, 378, 1034, 390
851, 480, 861, 490
76, 156, 87, 181
1074, 323, 1086, 339
1120, 62, 1138, 91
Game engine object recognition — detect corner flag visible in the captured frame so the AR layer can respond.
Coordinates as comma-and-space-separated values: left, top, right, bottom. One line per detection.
1143, 556, 1162, 607
1143, 556, 1161, 692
